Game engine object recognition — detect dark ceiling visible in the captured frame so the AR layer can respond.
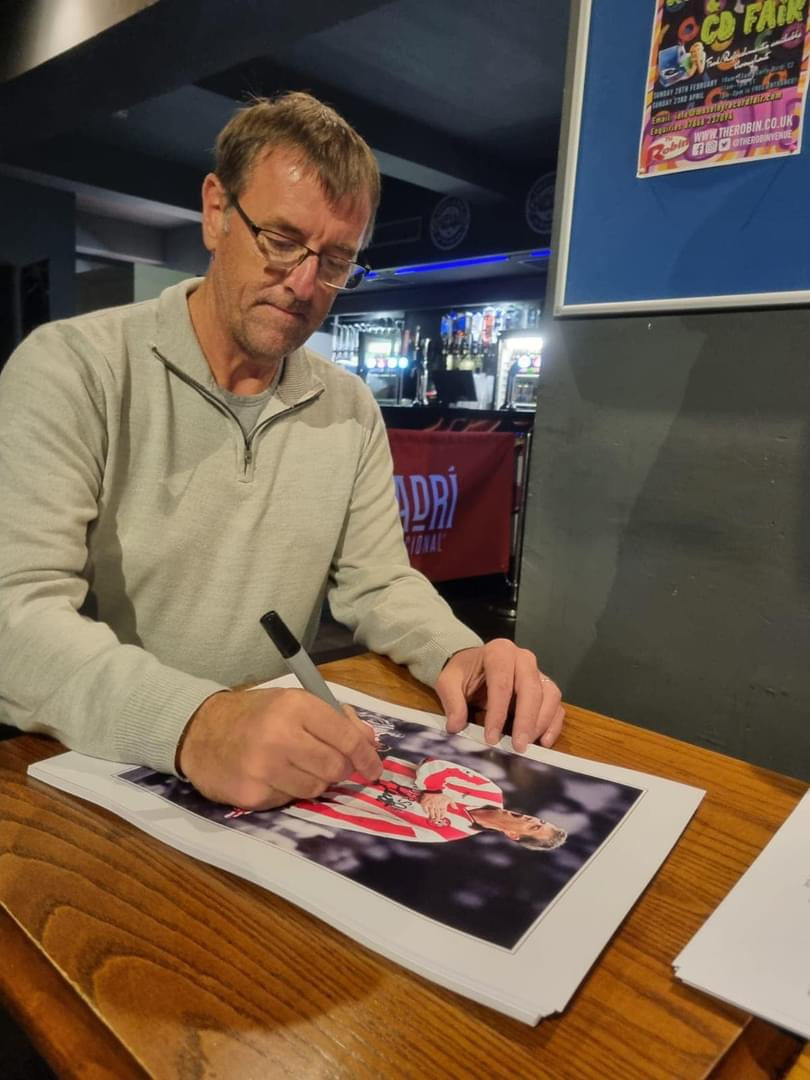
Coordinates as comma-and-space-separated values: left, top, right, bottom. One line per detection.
0, 0, 570, 267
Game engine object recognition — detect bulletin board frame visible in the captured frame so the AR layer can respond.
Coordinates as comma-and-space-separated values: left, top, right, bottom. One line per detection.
553, 0, 810, 316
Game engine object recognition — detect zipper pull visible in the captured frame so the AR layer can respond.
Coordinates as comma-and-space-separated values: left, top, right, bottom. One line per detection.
244, 444, 253, 472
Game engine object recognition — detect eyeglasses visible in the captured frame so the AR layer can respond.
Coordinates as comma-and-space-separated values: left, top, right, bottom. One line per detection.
229, 196, 370, 291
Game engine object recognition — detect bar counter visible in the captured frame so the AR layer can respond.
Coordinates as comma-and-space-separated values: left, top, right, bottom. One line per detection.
381, 403, 534, 433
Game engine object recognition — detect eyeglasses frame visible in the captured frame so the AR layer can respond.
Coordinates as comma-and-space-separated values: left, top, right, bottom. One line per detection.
228, 194, 371, 292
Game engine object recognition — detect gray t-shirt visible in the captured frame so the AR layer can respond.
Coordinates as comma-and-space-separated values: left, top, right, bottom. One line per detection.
214, 362, 283, 438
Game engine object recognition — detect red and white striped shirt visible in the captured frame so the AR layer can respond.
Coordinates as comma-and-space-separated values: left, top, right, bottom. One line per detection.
281, 756, 504, 842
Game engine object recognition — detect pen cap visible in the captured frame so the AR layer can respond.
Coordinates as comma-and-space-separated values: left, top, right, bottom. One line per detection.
260, 610, 299, 658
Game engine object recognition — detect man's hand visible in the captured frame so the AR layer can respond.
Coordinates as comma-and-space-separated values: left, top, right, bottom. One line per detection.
419, 792, 453, 822
178, 687, 382, 809
435, 639, 564, 753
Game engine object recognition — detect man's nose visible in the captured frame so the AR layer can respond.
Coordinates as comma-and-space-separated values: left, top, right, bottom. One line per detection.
283, 252, 320, 299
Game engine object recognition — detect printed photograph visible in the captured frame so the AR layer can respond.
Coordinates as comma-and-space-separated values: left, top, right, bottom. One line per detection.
121, 707, 643, 948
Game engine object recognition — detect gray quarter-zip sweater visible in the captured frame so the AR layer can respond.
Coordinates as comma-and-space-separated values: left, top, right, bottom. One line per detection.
0, 279, 480, 773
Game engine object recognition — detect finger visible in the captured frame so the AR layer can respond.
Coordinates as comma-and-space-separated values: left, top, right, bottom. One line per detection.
539, 703, 566, 748
231, 789, 289, 812
269, 763, 334, 803
339, 704, 380, 752
288, 732, 356, 787
509, 650, 546, 753
435, 663, 472, 734
533, 676, 563, 744
231, 766, 325, 810
301, 699, 382, 780
481, 641, 519, 745
356, 712, 380, 746
339, 730, 382, 782
342, 710, 383, 780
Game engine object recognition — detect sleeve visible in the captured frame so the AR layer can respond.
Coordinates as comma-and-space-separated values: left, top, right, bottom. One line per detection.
0, 325, 225, 773
327, 391, 482, 687
414, 758, 504, 808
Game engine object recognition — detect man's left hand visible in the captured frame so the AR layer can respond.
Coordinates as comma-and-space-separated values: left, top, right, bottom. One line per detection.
420, 792, 453, 822
435, 639, 564, 753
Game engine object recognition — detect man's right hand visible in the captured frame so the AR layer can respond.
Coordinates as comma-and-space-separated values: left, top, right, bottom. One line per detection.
177, 687, 382, 810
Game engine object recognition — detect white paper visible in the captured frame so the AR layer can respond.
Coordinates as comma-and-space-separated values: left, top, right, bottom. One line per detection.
675, 789, 810, 1038
28, 678, 704, 1025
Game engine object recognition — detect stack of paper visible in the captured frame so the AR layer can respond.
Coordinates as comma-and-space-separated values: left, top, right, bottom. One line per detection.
675, 790, 810, 1038
29, 678, 703, 1025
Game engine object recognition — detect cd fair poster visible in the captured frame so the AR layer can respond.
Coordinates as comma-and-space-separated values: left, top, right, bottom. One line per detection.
638, 0, 810, 176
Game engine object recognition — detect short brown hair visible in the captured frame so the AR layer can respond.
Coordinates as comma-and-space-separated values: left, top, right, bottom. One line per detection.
518, 825, 567, 851
214, 91, 380, 245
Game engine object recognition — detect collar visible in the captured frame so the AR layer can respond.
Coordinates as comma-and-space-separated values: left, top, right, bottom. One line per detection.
153, 276, 324, 406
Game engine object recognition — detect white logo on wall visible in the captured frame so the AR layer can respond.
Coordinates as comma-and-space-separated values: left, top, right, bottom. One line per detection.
394, 467, 459, 555
525, 173, 556, 238
430, 197, 471, 251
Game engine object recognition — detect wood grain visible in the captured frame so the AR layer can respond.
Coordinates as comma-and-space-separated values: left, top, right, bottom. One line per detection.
0, 654, 806, 1079
0, 906, 147, 1080
787, 1046, 810, 1079
706, 1017, 802, 1078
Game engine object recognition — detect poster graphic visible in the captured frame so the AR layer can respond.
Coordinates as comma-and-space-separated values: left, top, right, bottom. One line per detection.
638, 0, 810, 176
121, 706, 643, 950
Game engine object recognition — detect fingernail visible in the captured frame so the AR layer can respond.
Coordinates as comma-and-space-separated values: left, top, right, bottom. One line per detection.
514, 738, 527, 753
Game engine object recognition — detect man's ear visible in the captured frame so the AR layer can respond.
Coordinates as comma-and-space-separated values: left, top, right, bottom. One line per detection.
200, 173, 228, 254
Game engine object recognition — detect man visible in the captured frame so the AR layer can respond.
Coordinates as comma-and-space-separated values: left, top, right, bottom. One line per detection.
0, 92, 563, 810
272, 755, 568, 849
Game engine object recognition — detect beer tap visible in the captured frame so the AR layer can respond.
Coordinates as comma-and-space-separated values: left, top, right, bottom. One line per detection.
414, 335, 430, 406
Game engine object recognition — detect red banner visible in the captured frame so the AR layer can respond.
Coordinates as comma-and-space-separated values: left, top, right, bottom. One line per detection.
387, 429, 514, 582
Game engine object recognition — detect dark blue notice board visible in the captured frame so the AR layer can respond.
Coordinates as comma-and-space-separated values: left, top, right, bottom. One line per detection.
559, 0, 810, 311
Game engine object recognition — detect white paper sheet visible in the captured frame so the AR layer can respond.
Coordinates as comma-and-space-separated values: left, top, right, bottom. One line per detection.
29, 678, 704, 1025
674, 789, 810, 1037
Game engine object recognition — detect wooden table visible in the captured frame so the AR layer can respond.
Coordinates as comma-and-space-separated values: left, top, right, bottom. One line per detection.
0, 653, 806, 1080
788, 1048, 810, 1080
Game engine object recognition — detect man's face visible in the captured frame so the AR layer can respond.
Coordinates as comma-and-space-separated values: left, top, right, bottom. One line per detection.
202, 146, 371, 367
484, 808, 560, 844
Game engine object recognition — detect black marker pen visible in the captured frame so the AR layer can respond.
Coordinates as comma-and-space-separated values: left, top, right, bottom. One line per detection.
260, 610, 344, 715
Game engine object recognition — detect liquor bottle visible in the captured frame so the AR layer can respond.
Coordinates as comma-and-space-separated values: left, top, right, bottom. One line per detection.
452, 312, 465, 355
412, 327, 429, 406
471, 310, 483, 358
482, 306, 495, 347
440, 311, 454, 369
440, 312, 453, 350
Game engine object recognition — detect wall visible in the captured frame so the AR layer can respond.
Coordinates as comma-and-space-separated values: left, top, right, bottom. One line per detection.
0, 173, 75, 328
368, 172, 555, 272
133, 264, 193, 302
516, 1, 810, 781
77, 263, 194, 314
164, 222, 208, 276
76, 264, 133, 314
518, 308, 810, 779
